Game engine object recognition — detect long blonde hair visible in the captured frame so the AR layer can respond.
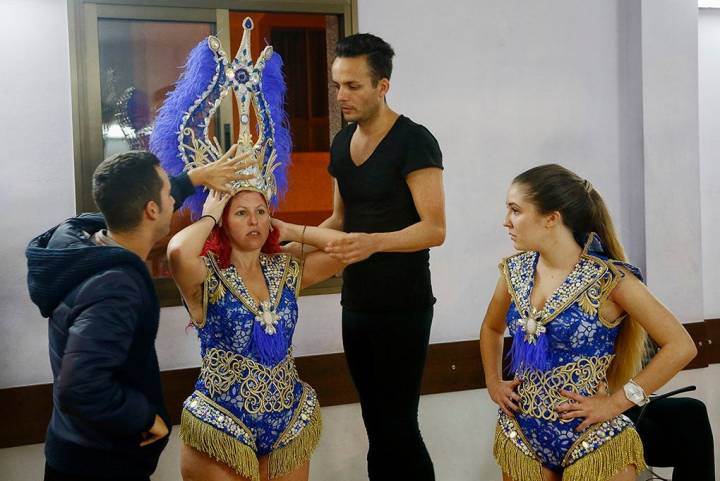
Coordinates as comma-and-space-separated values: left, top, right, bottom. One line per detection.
514, 164, 646, 391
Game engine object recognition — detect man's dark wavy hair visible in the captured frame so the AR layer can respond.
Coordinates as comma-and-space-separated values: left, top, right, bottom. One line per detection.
92, 151, 162, 232
335, 33, 395, 85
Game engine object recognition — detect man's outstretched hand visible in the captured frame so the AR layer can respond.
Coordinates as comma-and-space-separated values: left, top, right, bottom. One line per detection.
325, 233, 379, 264
188, 144, 257, 192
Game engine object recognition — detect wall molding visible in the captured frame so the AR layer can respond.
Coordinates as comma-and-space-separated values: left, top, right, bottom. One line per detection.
1, 318, 717, 449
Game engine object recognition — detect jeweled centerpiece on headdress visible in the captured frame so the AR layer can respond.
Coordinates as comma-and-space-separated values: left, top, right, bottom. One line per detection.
150, 16, 291, 218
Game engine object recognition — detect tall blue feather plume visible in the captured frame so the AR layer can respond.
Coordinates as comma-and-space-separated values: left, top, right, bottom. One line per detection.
150, 38, 219, 218
261, 51, 292, 208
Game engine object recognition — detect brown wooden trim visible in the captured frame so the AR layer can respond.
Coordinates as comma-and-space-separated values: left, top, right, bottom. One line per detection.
0, 383, 53, 448
685, 320, 710, 370
705, 318, 720, 369
2, 319, 719, 448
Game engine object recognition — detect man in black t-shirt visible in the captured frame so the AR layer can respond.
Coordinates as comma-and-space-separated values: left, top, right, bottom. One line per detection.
322, 33, 445, 481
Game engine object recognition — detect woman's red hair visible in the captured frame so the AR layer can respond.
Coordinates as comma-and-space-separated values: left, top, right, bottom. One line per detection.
200, 194, 281, 268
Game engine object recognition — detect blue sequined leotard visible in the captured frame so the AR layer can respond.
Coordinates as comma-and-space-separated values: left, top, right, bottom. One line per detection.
180, 253, 320, 481
493, 234, 647, 481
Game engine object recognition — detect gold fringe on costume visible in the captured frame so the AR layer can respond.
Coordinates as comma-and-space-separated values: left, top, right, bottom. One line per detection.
268, 403, 322, 479
493, 422, 544, 481
563, 428, 646, 481
180, 408, 261, 481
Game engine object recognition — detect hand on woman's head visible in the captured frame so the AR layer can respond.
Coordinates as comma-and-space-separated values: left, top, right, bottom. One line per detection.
270, 218, 289, 243
201, 189, 231, 224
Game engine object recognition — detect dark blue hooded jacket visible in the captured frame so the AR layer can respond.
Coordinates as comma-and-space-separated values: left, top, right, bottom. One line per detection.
25, 174, 194, 477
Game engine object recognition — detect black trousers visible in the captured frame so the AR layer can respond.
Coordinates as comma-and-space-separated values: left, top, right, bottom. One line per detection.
44, 463, 151, 481
342, 307, 435, 481
626, 397, 715, 481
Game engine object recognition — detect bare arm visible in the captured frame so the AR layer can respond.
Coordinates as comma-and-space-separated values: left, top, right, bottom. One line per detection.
557, 268, 697, 430
273, 220, 347, 249
166, 191, 230, 320
300, 251, 346, 289
271, 218, 347, 288
480, 276, 521, 416
283, 178, 345, 256
325, 168, 445, 263
320, 178, 345, 230
374, 167, 446, 252
607, 271, 696, 402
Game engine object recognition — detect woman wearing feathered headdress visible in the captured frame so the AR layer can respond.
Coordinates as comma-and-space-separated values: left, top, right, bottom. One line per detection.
151, 19, 347, 481
167, 159, 345, 481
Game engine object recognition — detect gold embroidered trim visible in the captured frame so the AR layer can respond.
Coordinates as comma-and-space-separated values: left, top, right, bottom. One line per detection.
563, 425, 646, 480
200, 260, 209, 328
272, 383, 317, 448
498, 253, 533, 317
537, 256, 608, 325
181, 403, 259, 481
200, 347, 298, 414
577, 268, 612, 316
500, 234, 635, 329
575, 257, 635, 328
285, 256, 301, 295
183, 256, 216, 329
500, 251, 616, 329
185, 390, 255, 443
517, 355, 614, 421
208, 253, 291, 316
597, 260, 626, 328
494, 410, 543, 481
562, 413, 632, 465
181, 390, 257, 474
266, 253, 291, 308
206, 254, 226, 306
269, 384, 322, 478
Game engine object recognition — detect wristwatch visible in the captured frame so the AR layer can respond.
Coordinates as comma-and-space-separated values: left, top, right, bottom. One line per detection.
623, 379, 649, 406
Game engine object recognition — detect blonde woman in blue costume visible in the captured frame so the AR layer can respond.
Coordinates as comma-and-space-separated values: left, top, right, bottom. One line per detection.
479, 164, 697, 481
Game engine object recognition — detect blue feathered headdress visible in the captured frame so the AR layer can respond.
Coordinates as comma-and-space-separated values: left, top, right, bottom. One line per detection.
149, 17, 291, 219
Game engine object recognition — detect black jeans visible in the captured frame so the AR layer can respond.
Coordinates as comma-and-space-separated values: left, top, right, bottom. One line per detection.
626, 397, 715, 481
44, 463, 151, 481
342, 307, 435, 481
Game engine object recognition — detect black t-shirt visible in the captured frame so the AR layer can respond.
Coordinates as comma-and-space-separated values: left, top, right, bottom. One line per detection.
328, 115, 443, 312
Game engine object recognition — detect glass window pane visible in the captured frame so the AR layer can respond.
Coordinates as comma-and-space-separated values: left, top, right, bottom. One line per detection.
98, 19, 214, 157
229, 12, 340, 226
97, 19, 214, 279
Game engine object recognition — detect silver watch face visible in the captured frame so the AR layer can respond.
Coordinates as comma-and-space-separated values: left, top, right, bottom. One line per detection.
624, 383, 646, 404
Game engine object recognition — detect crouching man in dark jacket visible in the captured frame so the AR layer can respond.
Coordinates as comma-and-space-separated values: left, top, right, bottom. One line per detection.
26, 149, 246, 481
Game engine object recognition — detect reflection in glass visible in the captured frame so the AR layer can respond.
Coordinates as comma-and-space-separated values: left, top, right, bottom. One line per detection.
98, 19, 214, 157
95, 14, 340, 286
229, 12, 340, 227
98, 19, 214, 278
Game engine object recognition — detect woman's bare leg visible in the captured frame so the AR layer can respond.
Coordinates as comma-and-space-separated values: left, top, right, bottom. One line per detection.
543, 467, 562, 481
501, 468, 561, 481
606, 465, 637, 481
181, 443, 256, 481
